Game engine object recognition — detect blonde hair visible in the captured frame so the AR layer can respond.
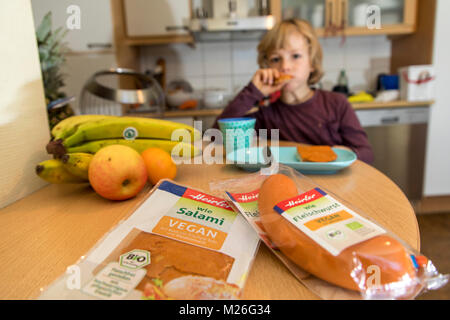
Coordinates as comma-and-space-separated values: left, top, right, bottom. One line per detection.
257, 19, 324, 85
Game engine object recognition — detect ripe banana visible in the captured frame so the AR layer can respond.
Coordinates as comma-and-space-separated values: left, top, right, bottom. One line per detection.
60, 152, 93, 180
35, 159, 88, 184
51, 114, 118, 140
61, 117, 201, 148
66, 139, 201, 157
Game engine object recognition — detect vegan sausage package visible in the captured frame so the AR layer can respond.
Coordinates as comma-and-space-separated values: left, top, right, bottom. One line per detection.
39, 180, 259, 300
211, 164, 448, 300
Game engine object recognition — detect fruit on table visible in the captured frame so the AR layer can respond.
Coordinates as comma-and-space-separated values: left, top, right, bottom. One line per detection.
60, 152, 93, 180
61, 116, 201, 147
46, 115, 201, 158
141, 148, 177, 185
51, 114, 118, 140
88, 145, 148, 201
62, 139, 200, 158
35, 159, 88, 184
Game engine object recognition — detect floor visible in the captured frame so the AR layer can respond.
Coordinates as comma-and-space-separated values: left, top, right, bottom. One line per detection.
415, 213, 450, 300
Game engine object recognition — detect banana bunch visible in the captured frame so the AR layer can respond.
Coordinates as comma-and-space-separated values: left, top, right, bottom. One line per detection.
46, 114, 202, 158
35, 153, 93, 184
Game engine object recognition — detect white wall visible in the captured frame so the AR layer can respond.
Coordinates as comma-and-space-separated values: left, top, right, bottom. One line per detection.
0, 0, 51, 208
423, 0, 450, 196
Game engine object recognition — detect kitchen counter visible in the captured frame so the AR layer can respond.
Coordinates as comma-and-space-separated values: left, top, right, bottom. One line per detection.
0, 141, 420, 299
128, 100, 434, 119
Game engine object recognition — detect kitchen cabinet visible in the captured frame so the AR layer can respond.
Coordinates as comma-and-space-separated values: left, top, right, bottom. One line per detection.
271, 0, 418, 37
120, 0, 193, 45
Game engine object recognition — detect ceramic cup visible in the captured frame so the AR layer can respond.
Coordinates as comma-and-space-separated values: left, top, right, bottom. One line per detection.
217, 118, 256, 155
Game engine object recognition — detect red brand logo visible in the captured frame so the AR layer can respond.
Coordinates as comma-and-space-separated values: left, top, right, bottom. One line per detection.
183, 189, 233, 211
230, 189, 260, 203
276, 189, 325, 212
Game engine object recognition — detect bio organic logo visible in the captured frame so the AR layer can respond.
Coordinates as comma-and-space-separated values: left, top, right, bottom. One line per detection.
119, 250, 150, 270
123, 127, 138, 140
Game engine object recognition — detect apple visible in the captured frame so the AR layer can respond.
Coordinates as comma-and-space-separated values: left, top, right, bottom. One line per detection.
88, 145, 147, 200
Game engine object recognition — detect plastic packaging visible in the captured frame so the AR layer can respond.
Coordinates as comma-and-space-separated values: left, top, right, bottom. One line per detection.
38, 180, 260, 300
210, 164, 449, 300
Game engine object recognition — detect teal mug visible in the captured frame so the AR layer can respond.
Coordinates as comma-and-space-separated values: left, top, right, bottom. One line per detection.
217, 118, 256, 156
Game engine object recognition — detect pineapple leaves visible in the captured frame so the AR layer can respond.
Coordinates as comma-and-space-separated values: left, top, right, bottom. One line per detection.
36, 10, 69, 102
36, 12, 52, 43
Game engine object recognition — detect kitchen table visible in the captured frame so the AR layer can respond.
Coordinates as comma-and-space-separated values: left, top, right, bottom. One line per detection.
0, 141, 420, 299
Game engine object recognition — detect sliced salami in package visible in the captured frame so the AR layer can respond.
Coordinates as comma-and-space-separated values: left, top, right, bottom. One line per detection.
39, 180, 260, 300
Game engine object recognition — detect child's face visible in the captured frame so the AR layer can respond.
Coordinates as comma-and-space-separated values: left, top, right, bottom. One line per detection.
267, 31, 313, 92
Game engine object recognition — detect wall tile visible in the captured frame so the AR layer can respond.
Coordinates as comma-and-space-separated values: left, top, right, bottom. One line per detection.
202, 42, 232, 76
231, 40, 259, 75
169, 43, 204, 78
371, 35, 392, 58
320, 37, 345, 70
344, 36, 373, 70
347, 69, 372, 92
232, 74, 253, 93
203, 76, 233, 93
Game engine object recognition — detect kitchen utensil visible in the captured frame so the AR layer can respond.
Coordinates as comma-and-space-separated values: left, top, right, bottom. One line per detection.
166, 80, 197, 109
353, 3, 369, 27
79, 68, 165, 115
311, 4, 324, 28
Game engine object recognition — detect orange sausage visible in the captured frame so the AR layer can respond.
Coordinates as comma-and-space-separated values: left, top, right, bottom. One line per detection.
274, 73, 293, 85
258, 174, 417, 292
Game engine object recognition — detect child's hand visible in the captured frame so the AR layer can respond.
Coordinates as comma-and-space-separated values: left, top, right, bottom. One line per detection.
251, 68, 286, 96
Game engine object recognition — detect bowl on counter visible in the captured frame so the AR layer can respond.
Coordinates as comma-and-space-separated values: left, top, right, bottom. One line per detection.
203, 88, 232, 109
165, 79, 200, 109
166, 89, 196, 109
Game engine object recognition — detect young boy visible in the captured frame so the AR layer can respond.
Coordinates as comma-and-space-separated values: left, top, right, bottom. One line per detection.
214, 19, 374, 164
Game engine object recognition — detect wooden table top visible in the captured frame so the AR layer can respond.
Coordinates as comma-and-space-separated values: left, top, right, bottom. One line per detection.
0, 141, 420, 299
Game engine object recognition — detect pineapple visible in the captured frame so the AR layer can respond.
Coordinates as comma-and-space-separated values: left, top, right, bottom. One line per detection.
36, 12, 74, 129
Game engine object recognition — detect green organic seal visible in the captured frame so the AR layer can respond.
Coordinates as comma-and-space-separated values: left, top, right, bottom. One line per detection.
123, 127, 138, 140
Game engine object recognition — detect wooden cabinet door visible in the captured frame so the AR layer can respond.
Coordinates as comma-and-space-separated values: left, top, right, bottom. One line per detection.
123, 0, 191, 37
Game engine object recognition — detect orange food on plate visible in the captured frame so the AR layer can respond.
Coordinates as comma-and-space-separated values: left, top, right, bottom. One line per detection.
274, 73, 293, 85
296, 145, 337, 162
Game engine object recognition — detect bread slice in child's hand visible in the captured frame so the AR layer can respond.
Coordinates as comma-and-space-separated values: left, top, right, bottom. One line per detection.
274, 73, 293, 85
296, 145, 338, 162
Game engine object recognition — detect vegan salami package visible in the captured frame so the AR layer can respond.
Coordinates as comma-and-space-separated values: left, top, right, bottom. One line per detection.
39, 180, 259, 300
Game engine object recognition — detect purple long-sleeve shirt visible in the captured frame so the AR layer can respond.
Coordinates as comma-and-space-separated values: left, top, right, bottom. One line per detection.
214, 82, 374, 164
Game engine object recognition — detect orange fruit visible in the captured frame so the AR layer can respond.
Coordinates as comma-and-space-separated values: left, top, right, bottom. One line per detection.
141, 148, 177, 185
